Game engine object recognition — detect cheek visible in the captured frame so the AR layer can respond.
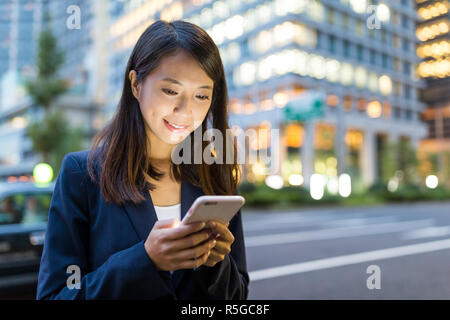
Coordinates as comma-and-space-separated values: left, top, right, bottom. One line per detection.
192, 105, 211, 128
139, 95, 171, 123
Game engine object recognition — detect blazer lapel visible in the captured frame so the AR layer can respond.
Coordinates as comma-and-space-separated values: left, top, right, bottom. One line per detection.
122, 189, 158, 242
122, 180, 204, 289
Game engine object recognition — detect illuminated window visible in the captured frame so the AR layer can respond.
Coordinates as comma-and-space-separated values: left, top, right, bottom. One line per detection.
283, 123, 304, 148
383, 102, 391, 119
340, 63, 353, 86
345, 130, 363, 150
343, 95, 352, 111
314, 124, 335, 150
378, 74, 392, 95
367, 101, 382, 118
326, 94, 339, 107
357, 99, 366, 112
354, 67, 367, 88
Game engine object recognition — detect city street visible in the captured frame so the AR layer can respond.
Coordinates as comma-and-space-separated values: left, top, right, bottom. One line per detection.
244, 201, 450, 299
4, 201, 450, 300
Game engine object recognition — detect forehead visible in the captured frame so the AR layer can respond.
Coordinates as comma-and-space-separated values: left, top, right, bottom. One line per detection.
149, 51, 214, 87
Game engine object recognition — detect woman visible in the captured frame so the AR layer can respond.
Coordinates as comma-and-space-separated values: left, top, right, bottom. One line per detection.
36, 20, 249, 300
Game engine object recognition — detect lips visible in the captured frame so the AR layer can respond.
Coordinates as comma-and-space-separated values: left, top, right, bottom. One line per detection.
163, 119, 188, 132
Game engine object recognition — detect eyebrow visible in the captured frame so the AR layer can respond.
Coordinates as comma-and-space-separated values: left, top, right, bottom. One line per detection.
161, 77, 213, 90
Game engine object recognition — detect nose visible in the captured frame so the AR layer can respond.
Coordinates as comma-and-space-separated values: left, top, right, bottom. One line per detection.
173, 95, 193, 116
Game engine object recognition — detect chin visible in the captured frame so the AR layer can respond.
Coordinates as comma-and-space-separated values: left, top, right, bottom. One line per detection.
159, 132, 190, 145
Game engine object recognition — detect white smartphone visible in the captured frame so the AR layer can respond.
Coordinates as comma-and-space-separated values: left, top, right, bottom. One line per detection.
181, 195, 245, 225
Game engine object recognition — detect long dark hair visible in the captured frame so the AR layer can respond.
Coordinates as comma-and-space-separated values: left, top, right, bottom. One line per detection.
87, 20, 239, 206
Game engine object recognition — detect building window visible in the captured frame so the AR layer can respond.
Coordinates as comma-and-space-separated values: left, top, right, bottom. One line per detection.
404, 84, 411, 99
403, 61, 411, 75
381, 30, 387, 43
406, 109, 412, 120
382, 53, 388, 68
394, 107, 401, 119
327, 7, 335, 25
394, 58, 400, 72
402, 38, 409, 51
328, 34, 336, 53
357, 45, 363, 61
357, 99, 366, 113
370, 49, 376, 64
343, 95, 352, 111
316, 30, 322, 49
394, 81, 402, 96
343, 40, 350, 57
356, 19, 363, 36
342, 13, 349, 29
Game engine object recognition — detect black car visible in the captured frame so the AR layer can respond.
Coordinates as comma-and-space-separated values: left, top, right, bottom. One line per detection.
0, 182, 54, 298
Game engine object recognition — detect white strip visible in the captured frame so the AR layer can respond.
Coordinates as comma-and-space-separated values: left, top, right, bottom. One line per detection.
244, 215, 397, 232
249, 238, 450, 281
401, 226, 450, 240
245, 219, 434, 247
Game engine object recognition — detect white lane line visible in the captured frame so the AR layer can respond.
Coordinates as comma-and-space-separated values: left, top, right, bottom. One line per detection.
401, 226, 450, 240
249, 238, 450, 281
324, 216, 397, 228
245, 219, 434, 247
244, 215, 398, 233
243, 215, 332, 232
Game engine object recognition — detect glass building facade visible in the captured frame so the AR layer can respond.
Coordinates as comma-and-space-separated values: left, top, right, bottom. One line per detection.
105, 0, 427, 190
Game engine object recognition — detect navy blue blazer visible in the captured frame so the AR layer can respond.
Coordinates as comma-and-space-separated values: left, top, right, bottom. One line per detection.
36, 150, 249, 299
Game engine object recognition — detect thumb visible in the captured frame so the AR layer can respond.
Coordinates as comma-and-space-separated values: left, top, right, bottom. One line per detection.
156, 218, 180, 229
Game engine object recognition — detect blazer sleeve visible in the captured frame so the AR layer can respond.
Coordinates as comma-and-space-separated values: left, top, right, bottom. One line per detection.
36, 153, 175, 300
176, 207, 250, 300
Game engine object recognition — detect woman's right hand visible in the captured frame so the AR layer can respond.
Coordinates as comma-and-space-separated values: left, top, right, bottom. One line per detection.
144, 219, 217, 271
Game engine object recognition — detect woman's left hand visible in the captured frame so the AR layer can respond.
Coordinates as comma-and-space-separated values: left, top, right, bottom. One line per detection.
203, 221, 235, 267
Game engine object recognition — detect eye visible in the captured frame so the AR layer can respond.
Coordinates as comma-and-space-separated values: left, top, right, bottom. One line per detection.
162, 88, 177, 95
197, 95, 210, 101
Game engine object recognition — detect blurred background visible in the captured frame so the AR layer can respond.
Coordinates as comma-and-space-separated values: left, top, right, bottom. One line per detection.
0, 0, 450, 299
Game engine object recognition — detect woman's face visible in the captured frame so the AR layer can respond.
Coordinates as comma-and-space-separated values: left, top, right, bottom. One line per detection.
130, 50, 214, 146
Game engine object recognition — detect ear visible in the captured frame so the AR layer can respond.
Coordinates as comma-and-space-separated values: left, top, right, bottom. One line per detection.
129, 70, 141, 100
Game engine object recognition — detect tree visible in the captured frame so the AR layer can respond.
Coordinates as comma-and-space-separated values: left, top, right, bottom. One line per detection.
24, 12, 84, 177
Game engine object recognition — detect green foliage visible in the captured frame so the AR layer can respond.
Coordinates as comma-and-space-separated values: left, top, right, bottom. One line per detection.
24, 26, 67, 109
239, 181, 450, 209
25, 78, 68, 110
24, 15, 85, 179
25, 108, 84, 176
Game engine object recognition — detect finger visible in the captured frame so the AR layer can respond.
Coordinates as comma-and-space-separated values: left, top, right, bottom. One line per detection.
155, 218, 181, 229
164, 221, 206, 240
206, 249, 224, 263
178, 250, 211, 270
210, 221, 234, 242
173, 239, 216, 261
212, 240, 231, 255
167, 229, 213, 252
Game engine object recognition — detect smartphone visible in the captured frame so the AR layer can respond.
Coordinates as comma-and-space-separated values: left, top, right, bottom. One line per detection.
181, 195, 245, 225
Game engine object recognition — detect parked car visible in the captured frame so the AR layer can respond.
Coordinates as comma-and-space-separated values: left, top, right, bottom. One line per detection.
0, 182, 54, 298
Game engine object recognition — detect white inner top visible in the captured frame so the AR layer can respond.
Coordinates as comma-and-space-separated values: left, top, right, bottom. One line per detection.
153, 203, 181, 222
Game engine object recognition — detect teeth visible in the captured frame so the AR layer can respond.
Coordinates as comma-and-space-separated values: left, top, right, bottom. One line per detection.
166, 120, 185, 129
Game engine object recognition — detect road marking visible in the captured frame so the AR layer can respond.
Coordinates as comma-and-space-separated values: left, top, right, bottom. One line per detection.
244, 215, 398, 232
245, 219, 434, 247
401, 226, 450, 240
249, 238, 450, 281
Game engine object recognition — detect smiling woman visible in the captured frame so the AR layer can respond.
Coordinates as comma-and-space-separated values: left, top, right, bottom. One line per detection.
36, 20, 248, 300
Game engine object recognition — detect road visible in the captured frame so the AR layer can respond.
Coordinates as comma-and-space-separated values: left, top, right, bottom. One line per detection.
243, 201, 450, 299
3, 201, 450, 300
